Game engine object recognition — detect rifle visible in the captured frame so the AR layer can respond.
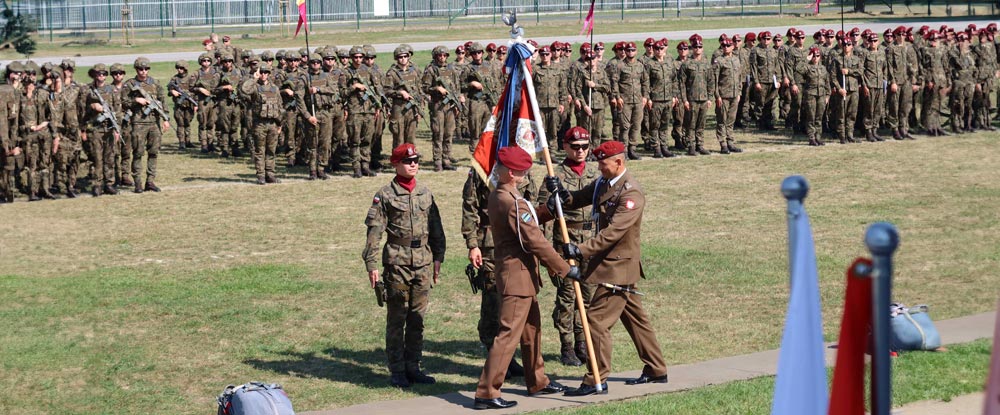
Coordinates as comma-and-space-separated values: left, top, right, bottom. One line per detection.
435, 78, 466, 112
349, 67, 384, 110
470, 69, 497, 106
130, 82, 171, 127
92, 87, 122, 137
168, 78, 199, 109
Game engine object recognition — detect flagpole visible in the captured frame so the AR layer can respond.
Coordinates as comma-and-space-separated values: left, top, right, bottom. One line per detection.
864, 222, 900, 415
522, 57, 602, 392
587, 0, 594, 109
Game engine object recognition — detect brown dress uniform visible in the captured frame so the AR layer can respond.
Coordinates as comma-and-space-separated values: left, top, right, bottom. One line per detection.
475, 181, 571, 399
563, 170, 668, 387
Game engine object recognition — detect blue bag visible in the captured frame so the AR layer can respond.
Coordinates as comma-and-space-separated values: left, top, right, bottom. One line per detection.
889, 304, 942, 352
218, 382, 296, 415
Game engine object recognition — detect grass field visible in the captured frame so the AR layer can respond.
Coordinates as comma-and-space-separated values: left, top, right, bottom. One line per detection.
0, 79, 997, 413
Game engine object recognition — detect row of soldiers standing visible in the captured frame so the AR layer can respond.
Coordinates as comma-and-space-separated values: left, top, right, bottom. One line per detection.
0, 57, 170, 202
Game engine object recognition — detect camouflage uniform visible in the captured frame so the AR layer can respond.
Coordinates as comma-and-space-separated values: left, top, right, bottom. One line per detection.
363, 176, 446, 378
796, 56, 831, 145
19, 82, 57, 200
534, 59, 567, 151
214, 55, 245, 156
168, 61, 197, 149
646, 55, 677, 157
363, 46, 387, 170
297, 54, 338, 179
886, 40, 916, 137
610, 57, 649, 155
52, 71, 83, 196
384, 45, 423, 148
570, 57, 611, 148
192, 54, 220, 153
679, 56, 712, 155
240, 65, 283, 183
121, 58, 169, 191
861, 42, 887, 140
919, 40, 949, 134
830, 49, 863, 143
0, 76, 19, 202
947, 43, 976, 133
109, 64, 132, 186
340, 46, 383, 177
462, 43, 501, 152
972, 37, 996, 130
82, 68, 122, 194
421, 46, 462, 171
784, 45, 808, 132
275, 63, 305, 166
710, 51, 742, 153
750, 41, 780, 129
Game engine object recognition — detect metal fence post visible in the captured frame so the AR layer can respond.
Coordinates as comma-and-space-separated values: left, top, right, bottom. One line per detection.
701, 0, 705, 18
741, 0, 744, 17
677, 0, 681, 18
171, 0, 177, 37
621, 0, 625, 20
537, 0, 541, 23
403, 0, 407, 28
355, 0, 361, 31
779, 0, 783, 16
108, 0, 113, 40
661, 0, 665, 17
159, 0, 164, 38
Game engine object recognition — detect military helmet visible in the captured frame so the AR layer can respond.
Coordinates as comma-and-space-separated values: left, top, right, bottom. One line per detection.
219, 52, 234, 62
89, 63, 108, 76
175, 60, 189, 69
247, 53, 259, 63
199, 52, 212, 62
393, 45, 410, 58
467, 42, 484, 53
349, 45, 365, 56
24, 60, 39, 74
337, 48, 350, 58
321, 47, 337, 59
298, 47, 309, 57
261, 50, 275, 60
60, 59, 76, 70
134, 57, 151, 68
110, 63, 125, 73
308, 53, 322, 63
241, 49, 252, 58
432, 45, 449, 56
6, 61, 24, 73
41, 62, 54, 73
275, 50, 286, 60
402, 44, 414, 55
363, 44, 376, 58
258, 63, 272, 73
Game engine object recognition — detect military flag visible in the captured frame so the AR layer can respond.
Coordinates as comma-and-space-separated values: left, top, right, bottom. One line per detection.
580, 0, 596, 36
984, 299, 1000, 415
471, 41, 545, 185
771, 186, 828, 415
294, 0, 308, 38
828, 258, 874, 415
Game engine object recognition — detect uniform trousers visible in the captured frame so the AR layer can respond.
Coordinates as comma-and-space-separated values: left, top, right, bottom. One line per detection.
619, 103, 643, 147
475, 294, 549, 398
384, 263, 431, 374
715, 97, 738, 144
581, 285, 668, 386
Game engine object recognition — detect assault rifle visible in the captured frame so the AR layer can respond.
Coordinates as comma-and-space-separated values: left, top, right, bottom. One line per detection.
470, 70, 497, 106
435, 78, 466, 112
92, 88, 121, 137
168, 78, 199, 109
130, 83, 171, 128
349, 68, 385, 110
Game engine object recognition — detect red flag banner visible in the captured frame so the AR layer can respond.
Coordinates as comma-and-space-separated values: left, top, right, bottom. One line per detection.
828, 258, 873, 415
580, 0, 595, 36
294, 0, 308, 38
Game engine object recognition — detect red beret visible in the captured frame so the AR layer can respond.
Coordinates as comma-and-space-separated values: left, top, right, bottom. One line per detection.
202, 39, 212, 46
539, 46, 551, 54
808, 46, 821, 55
390, 143, 420, 164
564, 126, 590, 143
486, 43, 497, 51
497, 146, 533, 171
745, 32, 757, 41
580, 42, 592, 52
644, 37, 656, 46
592, 141, 625, 160
677, 41, 689, 51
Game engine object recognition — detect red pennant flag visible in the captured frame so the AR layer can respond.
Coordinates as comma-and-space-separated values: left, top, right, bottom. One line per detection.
984, 299, 1000, 415
580, 1, 595, 36
828, 258, 873, 415
294, 0, 308, 38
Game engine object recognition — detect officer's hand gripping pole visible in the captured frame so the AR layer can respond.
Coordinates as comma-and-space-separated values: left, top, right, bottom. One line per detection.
520, 53, 602, 392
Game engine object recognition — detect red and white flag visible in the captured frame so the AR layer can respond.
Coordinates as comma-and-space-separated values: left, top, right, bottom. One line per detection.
580, 0, 596, 36
294, 0, 308, 38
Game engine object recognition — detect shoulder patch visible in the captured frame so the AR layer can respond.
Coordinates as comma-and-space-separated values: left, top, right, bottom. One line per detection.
625, 199, 636, 209
520, 212, 533, 223
624, 182, 632, 190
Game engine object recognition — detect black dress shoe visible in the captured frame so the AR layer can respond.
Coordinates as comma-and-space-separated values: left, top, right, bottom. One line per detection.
564, 382, 608, 396
473, 397, 517, 410
531, 380, 567, 396
625, 373, 669, 385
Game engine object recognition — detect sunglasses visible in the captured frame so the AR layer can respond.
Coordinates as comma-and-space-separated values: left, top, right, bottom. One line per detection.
456, 51, 466, 55
693, 45, 704, 49
222, 60, 234, 63
594, 46, 605, 50
401, 158, 419, 165
96, 71, 108, 76
263, 58, 274, 62
568, 144, 589, 151
471, 51, 483, 54
351, 55, 364, 59
136, 67, 150, 71
625, 48, 637, 51
540, 52, 551, 56
112, 71, 125, 75
200, 58, 212, 62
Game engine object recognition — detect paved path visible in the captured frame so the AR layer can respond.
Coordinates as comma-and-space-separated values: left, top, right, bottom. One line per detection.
896, 392, 984, 415
13, 18, 995, 68
300, 311, 996, 414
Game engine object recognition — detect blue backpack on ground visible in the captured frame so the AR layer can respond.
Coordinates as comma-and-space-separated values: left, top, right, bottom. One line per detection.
217, 382, 296, 415
889, 304, 942, 352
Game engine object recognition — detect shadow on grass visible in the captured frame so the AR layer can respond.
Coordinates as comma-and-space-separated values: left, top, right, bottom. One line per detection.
244, 339, 487, 393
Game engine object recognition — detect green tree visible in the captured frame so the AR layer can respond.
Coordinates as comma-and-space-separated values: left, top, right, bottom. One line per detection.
1, 3, 38, 58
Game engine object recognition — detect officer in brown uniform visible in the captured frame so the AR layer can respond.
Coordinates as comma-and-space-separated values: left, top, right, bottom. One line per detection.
545, 140, 669, 396
385, 45, 423, 148
240, 63, 283, 185
364, 143, 446, 388
473, 146, 575, 410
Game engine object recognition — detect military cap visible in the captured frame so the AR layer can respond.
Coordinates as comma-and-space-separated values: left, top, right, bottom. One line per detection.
979, 29, 990, 37
110, 63, 125, 73
175, 60, 189, 69
393, 45, 410, 58
676, 41, 689, 51
549, 41, 561, 51
308, 53, 322, 62
808, 46, 821, 56
6, 61, 24, 73
580, 42, 592, 53
611, 41, 622, 51
89, 63, 108, 76
497, 45, 508, 53
956, 32, 969, 41
337, 48, 350, 58
464, 40, 474, 50
625, 41, 637, 49
60, 59, 76, 70
134, 57, 151, 69
497, 146, 532, 171
773, 34, 783, 42
796, 29, 805, 38
644, 37, 656, 47
719, 38, 732, 47
468, 42, 484, 53
432, 45, 449, 56
223, 35, 231, 42
894, 25, 907, 35
526, 39, 538, 48
813, 30, 824, 40
363, 44, 376, 58
349, 45, 365, 56
275, 50, 286, 60
258, 63, 272, 73
905, 26, 913, 34
825, 28, 836, 36
564, 126, 590, 143
261, 50, 275, 60
918, 25, 930, 33
688, 34, 703, 46
745, 32, 756, 42
718, 34, 728, 42
883, 29, 893, 37
850, 27, 861, 35
592, 141, 624, 160
455, 45, 466, 54
486, 43, 497, 52
24, 60, 39, 74
835, 30, 846, 40
321, 48, 337, 59
989, 23, 998, 32
923, 30, 938, 41
538, 46, 551, 54
202, 38, 213, 46
967, 23, 978, 32
732, 33, 743, 42
390, 143, 420, 164
758, 31, 771, 40
298, 47, 309, 57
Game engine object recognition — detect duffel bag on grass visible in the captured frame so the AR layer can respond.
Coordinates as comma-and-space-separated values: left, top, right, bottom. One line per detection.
217, 382, 295, 415
889, 303, 942, 352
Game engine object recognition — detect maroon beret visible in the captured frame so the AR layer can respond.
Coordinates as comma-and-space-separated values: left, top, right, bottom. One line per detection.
497, 146, 533, 171
390, 143, 420, 164
592, 141, 625, 160
564, 126, 590, 143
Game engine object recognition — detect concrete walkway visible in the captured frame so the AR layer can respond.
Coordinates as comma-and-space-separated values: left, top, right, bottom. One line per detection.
301, 311, 996, 415
896, 392, 984, 415
14, 18, 995, 67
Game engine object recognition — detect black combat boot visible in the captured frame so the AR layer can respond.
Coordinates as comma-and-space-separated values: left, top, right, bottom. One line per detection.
626, 146, 642, 160
406, 368, 436, 384
687, 144, 697, 156
696, 145, 710, 155
865, 129, 877, 142
352, 166, 363, 178
390, 372, 411, 388
104, 184, 118, 195
892, 128, 903, 140
575, 341, 589, 364
719, 142, 730, 154
660, 144, 675, 158
145, 181, 160, 192
317, 170, 329, 180
652, 144, 664, 158
727, 141, 743, 152
307, 171, 317, 180
560, 342, 582, 366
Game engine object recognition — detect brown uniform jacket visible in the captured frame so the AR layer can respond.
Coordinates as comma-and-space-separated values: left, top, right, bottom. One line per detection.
488, 181, 570, 297
565, 170, 645, 285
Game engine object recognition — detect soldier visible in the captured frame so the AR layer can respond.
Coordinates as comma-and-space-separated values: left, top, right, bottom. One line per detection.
671, 42, 690, 151
240, 63, 283, 185
534, 46, 568, 151
298, 53, 337, 180
274, 53, 305, 166
473, 146, 575, 410
109, 63, 132, 187
421, 45, 463, 171
750, 31, 780, 130
192, 53, 219, 154
710, 36, 743, 154
948, 32, 977, 134
735, 32, 756, 129
919, 30, 949, 136
680, 35, 712, 156
319, 48, 348, 172
773, 34, 791, 124
121, 57, 170, 193
972, 29, 996, 131
545, 141, 669, 397
462, 42, 501, 153
363, 45, 388, 170
364, 143, 446, 388
645, 39, 677, 158
168, 60, 198, 150
861, 31, 887, 142
605, 42, 625, 148
796, 46, 831, 146
214, 53, 244, 157
571, 44, 611, 149
20, 67, 57, 201
81, 63, 122, 196
830, 36, 863, 144
886, 27, 918, 139
51, 60, 83, 198
385, 45, 423, 149
341, 45, 383, 178
784, 30, 808, 134
0, 63, 21, 202
535, 127, 598, 367
610, 41, 649, 160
